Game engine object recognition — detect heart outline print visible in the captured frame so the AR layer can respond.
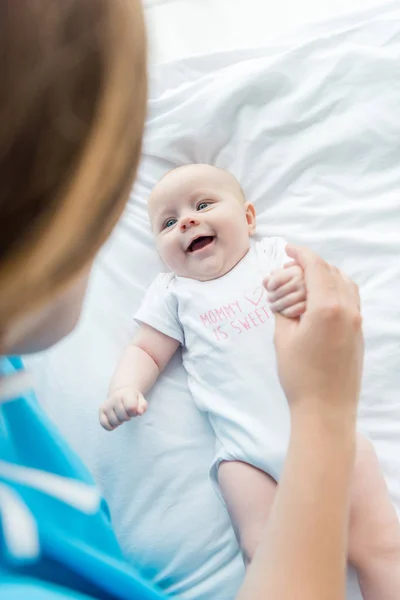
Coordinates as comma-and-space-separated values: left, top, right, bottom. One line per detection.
244, 286, 264, 306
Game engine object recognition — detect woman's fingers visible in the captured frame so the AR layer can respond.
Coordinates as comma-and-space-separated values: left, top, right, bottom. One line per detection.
336, 267, 361, 313
285, 245, 340, 312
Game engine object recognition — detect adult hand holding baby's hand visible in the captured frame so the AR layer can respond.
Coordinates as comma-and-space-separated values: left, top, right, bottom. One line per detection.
267, 245, 363, 424
266, 263, 306, 318
99, 386, 148, 431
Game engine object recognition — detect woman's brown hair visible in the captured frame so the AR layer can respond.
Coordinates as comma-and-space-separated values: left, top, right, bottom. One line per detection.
0, 0, 147, 331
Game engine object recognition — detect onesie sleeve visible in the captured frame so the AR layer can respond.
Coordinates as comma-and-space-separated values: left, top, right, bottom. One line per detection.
134, 273, 184, 345
256, 236, 292, 272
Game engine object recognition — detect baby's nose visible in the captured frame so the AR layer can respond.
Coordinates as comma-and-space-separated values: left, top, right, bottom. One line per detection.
180, 216, 199, 231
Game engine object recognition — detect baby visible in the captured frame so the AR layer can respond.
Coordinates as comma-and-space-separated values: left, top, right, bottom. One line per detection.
100, 164, 400, 599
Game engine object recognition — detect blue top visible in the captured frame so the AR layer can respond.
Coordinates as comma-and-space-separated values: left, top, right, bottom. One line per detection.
0, 356, 166, 600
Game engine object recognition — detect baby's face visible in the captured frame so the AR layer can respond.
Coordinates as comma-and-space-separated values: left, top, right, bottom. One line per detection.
148, 164, 256, 281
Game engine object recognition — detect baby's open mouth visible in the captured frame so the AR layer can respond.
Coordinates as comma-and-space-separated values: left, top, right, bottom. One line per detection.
187, 236, 215, 253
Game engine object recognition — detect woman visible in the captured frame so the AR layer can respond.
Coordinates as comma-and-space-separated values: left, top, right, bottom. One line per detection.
0, 1, 363, 599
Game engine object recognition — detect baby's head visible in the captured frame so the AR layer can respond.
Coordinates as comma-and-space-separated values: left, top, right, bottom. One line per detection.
148, 164, 256, 281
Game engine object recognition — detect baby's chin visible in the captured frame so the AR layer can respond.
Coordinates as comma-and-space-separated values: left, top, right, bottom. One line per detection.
173, 254, 244, 282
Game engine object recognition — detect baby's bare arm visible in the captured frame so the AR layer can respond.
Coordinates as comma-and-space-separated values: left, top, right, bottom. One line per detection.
109, 324, 179, 394
99, 324, 180, 431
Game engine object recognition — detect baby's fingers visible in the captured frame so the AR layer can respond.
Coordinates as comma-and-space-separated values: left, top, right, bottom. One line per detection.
99, 407, 120, 431
270, 290, 306, 314
114, 397, 132, 423
99, 388, 147, 432
280, 302, 306, 319
268, 278, 305, 303
122, 390, 147, 417
265, 265, 303, 292
136, 393, 148, 417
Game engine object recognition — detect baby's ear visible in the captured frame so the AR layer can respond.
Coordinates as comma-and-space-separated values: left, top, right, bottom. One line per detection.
245, 202, 256, 236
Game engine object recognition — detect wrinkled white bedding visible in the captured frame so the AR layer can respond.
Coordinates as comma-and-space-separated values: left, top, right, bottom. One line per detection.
27, 4, 400, 598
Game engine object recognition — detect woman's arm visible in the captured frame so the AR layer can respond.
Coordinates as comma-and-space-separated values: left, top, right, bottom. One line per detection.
237, 416, 355, 600
237, 246, 363, 600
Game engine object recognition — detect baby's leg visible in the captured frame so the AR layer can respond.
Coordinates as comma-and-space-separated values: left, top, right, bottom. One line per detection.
218, 460, 277, 566
349, 433, 400, 600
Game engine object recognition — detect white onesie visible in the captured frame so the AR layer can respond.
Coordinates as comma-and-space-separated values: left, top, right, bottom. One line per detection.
135, 237, 291, 493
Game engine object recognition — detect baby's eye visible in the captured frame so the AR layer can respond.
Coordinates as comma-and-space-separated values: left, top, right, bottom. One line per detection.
197, 201, 210, 211
163, 218, 177, 230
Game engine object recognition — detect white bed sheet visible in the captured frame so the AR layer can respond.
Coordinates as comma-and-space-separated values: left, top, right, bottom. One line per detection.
144, 0, 384, 64
27, 3, 400, 599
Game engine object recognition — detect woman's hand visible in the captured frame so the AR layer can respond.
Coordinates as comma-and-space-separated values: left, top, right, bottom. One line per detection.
265, 245, 363, 424
237, 246, 364, 600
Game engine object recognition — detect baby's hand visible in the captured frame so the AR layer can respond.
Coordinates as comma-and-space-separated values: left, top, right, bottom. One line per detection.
99, 386, 148, 431
264, 263, 306, 318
